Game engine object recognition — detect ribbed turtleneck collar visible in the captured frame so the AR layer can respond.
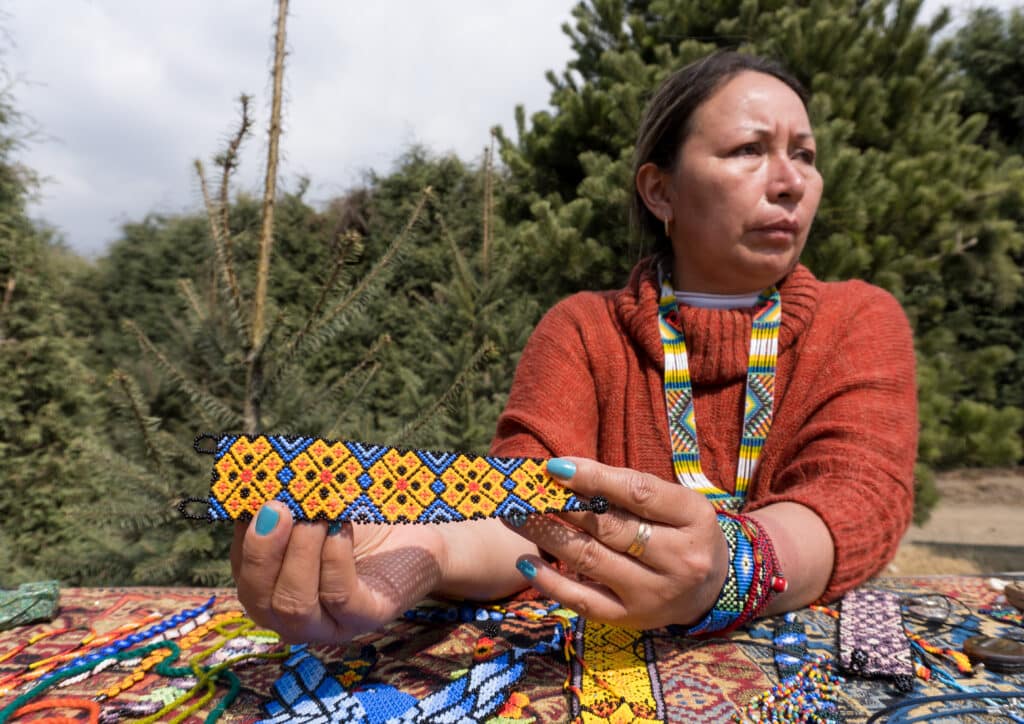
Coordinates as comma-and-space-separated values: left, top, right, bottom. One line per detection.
614, 258, 821, 384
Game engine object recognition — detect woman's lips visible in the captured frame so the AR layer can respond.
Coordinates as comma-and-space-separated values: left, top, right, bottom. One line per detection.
747, 220, 800, 246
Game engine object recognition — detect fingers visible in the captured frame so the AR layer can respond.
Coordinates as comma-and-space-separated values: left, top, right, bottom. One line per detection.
234, 502, 293, 631
561, 509, 675, 569
318, 524, 367, 624
272, 522, 331, 639
230, 521, 247, 582
514, 555, 629, 624
548, 458, 705, 527
234, 503, 342, 643
510, 514, 663, 592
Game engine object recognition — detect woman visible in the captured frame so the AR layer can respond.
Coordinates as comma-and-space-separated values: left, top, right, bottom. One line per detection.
230, 51, 917, 644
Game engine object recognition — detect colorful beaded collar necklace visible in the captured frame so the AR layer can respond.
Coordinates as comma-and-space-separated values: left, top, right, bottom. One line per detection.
657, 271, 781, 511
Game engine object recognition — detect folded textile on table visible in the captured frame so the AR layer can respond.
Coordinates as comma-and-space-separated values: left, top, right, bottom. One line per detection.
0, 581, 59, 632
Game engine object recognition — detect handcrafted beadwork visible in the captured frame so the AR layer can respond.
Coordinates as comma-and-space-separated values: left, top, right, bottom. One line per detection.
658, 272, 780, 512
189, 434, 607, 523
839, 588, 915, 691
569, 618, 665, 722
670, 513, 786, 637
734, 658, 843, 723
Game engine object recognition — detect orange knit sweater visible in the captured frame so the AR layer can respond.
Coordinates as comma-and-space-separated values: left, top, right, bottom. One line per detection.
490, 260, 918, 601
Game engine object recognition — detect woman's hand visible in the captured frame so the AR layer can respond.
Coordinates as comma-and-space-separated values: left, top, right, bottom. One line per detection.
230, 502, 445, 644
505, 458, 730, 630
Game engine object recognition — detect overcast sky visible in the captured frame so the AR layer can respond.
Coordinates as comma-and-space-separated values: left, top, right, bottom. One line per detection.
4, 0, 1019, 256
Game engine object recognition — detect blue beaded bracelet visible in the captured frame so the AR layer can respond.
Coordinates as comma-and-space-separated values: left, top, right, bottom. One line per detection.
669, 513, 786, 636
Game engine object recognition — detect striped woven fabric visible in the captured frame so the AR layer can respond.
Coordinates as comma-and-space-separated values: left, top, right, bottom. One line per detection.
188, 434, 605, 524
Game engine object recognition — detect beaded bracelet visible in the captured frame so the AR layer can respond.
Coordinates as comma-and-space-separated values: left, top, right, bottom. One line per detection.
183, 434, 608, 524
670, 513, 786, 636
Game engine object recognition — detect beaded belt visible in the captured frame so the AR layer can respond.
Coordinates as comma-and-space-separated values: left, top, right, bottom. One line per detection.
181, 434, 607, 525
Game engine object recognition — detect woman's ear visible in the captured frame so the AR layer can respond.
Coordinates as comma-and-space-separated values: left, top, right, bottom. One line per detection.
636, 162, 675, 224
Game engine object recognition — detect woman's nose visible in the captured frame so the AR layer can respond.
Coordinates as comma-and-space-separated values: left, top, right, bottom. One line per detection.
767, 155, 805, 202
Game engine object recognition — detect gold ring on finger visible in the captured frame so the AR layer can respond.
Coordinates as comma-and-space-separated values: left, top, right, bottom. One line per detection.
626, 521, 653, 558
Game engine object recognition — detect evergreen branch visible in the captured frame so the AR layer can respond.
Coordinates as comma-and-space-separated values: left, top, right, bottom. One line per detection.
190, 559, 233, 587
195, 159, 248, 341
396, 339, 497, 445
272, 332, 389, 433
252, 0, 289, 349
927, 230, 979, 262
109, 369, 166, 474
314, 186, 432, 337
326, 361, 381, 440
435, 208, 477, 294
131, 551, 187, 585
324, 333, 391, 401
0, 275, 13, 342
279, 228, 362, 368
123, 319, 242, 429
176, 278, 206, 323
269, 187, 431, 388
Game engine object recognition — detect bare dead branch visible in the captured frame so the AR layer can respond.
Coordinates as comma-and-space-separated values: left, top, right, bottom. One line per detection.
252, 0, 289, 350
927, 230, 979, 263
218, 94, 254, 241
195, 159, 245, 334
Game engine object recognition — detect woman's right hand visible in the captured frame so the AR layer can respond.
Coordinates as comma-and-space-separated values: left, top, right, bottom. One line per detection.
230, 502, 446, 644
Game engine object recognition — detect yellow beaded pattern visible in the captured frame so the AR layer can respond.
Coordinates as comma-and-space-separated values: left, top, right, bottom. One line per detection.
196, 434, 591, 524
569, 620, 664, 722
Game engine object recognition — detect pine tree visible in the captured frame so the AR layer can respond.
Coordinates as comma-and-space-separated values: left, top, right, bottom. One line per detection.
951, 6, 1024, 155
495, 0, 1024, 519
48, 2, 515, 584
0, 82, 107, 584
946, 5, 1024, 456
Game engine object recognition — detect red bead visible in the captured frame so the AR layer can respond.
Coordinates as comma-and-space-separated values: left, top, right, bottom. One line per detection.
772, 575, 789, 593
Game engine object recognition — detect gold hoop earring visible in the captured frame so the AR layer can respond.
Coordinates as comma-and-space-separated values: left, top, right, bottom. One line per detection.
663, 216, 672, 238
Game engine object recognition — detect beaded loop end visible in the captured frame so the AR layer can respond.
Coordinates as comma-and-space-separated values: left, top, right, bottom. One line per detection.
176, 497, 211, 521
193, 433, 219, 455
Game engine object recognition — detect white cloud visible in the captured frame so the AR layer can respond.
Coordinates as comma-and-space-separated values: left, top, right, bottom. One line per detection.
6, 1, 577, 255
7, 0, 1022, 255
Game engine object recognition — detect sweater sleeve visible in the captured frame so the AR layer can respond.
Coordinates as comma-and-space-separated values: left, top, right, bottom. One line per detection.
489, 295, 603, 460
745, 284, 918, 601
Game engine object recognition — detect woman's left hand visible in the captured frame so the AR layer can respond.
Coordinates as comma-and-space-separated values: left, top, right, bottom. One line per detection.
505, 457, 730, 630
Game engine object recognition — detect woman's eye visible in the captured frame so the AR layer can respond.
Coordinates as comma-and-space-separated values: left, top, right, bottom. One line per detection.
734, 143, 761, 156
793, 148, 816, 164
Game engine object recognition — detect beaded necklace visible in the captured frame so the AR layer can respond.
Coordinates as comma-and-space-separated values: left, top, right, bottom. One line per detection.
658, 273, 781, 511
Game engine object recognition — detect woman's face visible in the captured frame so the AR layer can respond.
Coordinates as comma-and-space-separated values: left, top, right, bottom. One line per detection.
657, 71, 823, 294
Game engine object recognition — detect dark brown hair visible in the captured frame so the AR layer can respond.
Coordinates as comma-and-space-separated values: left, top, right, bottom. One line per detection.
632, 51, 810, 255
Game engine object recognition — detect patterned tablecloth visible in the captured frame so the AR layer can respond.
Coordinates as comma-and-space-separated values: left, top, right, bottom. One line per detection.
0, 576, 1022, 723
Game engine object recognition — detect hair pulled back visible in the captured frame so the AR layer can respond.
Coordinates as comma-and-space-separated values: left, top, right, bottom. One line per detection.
632, 51, 809, 256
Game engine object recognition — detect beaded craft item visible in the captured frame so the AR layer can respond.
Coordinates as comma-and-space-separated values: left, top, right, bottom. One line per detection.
258, 624, 563, 723
658, 272, 781, 512
187, 434, 608, 524
838, 589, 915, 692
569, 619, 665, 722
669, 513, 787, 637
773, 612, 809, 681
3, 581, 1024, 723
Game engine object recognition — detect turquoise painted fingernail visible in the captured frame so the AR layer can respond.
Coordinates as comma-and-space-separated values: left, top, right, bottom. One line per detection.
516, 558, 537, 579
327, 521, 343, 536
255, 506, 279, 536
546, 458, 576, 479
